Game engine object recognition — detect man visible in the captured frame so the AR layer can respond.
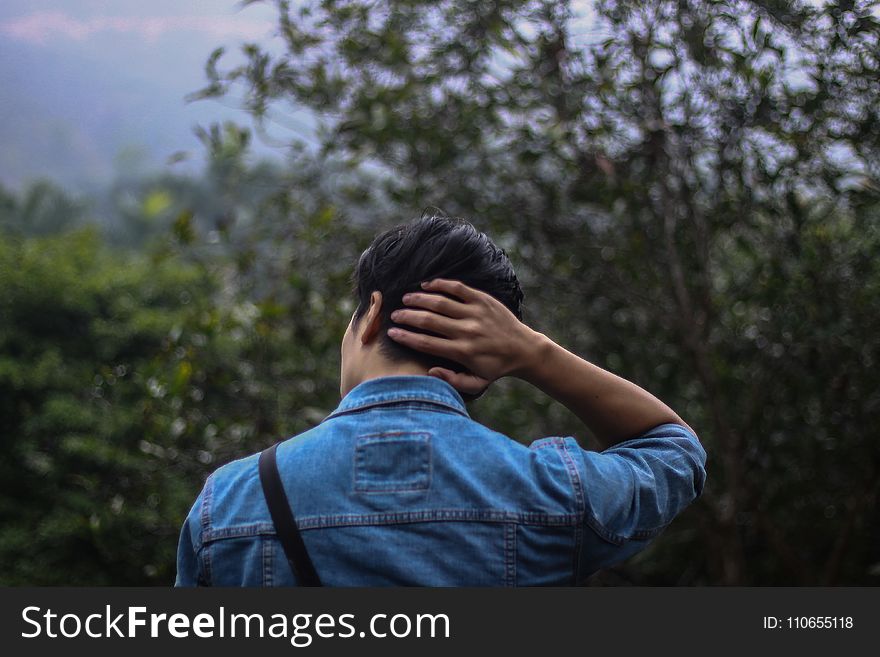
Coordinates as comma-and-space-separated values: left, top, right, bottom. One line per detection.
175, 210, 707, 586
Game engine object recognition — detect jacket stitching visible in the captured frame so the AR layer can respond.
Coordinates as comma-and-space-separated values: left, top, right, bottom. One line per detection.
557, 438, 586, 584
323, 397, 469, 421
504, 523, 517, 587
199, 474, 215, 585
201, 510, 581, 542
262, 535, 273, 587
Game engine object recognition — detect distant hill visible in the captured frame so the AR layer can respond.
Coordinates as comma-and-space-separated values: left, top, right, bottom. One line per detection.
0, 1, 294, 192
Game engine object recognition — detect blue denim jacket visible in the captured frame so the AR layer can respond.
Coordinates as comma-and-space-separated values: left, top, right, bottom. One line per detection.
175, 375, 707, 586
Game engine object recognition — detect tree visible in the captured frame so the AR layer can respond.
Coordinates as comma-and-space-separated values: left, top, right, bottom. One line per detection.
191, 0, 880, 584
0, 228, 219, 583
0, 147, 396, 584
0, 180, 87, 237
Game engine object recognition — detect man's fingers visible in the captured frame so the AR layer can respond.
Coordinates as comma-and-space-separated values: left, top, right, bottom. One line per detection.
387, 327, 461, 360
391, 308, 459, 336
420, 278, 482, 303
401, 291, 469, 319
427, 368, 491, 396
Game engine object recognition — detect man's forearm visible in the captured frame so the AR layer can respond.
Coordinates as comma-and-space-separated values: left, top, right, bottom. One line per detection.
513, 330, 694, 449
386, 278, 695, 446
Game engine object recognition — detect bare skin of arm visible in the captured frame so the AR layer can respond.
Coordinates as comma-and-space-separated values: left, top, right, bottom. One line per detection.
387, 278, 696, 450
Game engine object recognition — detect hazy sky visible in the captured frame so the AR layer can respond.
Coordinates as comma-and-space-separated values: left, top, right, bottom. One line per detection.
0, 1, 600, 191
0, 0, 288, 190
0, 1, 275, 44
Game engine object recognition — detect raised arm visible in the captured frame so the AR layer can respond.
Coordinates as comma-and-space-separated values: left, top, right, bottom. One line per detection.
386, 278, 694, 449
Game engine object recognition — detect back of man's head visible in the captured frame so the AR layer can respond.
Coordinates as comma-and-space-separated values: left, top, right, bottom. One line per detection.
351, 208, 524, 378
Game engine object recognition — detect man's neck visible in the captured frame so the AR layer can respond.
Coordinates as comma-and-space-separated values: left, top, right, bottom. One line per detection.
341, 350, 433, 398
357, 360, 431, 386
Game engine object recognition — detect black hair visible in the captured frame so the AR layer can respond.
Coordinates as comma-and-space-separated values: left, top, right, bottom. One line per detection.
351, 208, 524, 391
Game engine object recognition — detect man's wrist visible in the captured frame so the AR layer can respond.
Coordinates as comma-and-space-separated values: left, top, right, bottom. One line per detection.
508, 328, 555, 381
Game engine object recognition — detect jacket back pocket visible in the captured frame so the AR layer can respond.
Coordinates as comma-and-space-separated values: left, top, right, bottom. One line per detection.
354, 431, 431, 494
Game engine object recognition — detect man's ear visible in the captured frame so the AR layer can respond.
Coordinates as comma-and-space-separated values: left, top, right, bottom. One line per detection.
360, 291, 384, 345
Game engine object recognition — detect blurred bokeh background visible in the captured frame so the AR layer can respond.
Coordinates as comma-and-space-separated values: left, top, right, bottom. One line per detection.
1, 0, 878, 585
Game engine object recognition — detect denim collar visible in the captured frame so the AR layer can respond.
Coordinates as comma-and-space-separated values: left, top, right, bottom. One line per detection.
323, 375, 469, 421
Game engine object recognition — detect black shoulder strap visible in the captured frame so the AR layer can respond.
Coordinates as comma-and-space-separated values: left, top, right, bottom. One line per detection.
258, 442, 322, 586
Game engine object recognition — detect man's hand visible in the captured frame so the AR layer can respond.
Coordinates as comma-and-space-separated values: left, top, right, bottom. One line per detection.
386, 278, 695, 448
386, 278, 540, 395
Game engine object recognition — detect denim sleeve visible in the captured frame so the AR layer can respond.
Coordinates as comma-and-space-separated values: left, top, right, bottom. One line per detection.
572, 423, 707, 581
174, 486, 207, 587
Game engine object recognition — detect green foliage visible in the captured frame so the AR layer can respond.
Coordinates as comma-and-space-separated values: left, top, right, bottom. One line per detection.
0, 229, 212, 583
2, 0, 879, 585
0, 180, 88, 237
188, 0, 880, 584
0, 152, 393, 584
